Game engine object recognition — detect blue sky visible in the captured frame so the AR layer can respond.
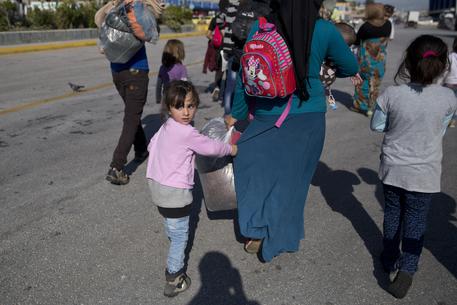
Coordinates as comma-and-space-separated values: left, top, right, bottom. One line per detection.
381, 0, 429, 11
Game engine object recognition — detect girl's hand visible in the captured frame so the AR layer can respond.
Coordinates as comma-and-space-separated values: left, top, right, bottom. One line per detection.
351, 73, 363, 86
224, 115, 237, 128
231, 144, 238, 156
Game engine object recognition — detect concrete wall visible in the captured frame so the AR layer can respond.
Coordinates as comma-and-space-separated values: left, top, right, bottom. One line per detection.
0, 24, 195, 45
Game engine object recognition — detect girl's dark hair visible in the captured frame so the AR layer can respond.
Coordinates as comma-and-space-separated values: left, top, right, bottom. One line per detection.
163, 80, 200, 111
395, 35, 448, 85
453, 37, 457, 53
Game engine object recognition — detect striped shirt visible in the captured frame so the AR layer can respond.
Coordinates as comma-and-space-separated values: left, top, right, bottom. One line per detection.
221, 0, 240, 56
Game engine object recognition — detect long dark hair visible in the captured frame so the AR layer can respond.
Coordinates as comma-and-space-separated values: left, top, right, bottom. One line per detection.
395, 35, 448, 85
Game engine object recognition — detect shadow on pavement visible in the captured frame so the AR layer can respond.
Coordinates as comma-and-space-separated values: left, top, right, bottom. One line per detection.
331, 89, 354, 110
187, 251, 261, 305
142, 113, 162, 140
311, 162, 389, 289
357, 167, 384, 209
124, 113, 161, 175
426, 192, 457, 279
358, 167, 457, 279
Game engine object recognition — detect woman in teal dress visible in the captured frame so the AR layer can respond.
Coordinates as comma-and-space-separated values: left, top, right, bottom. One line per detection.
225, 0, 359, 262
352, 3, 392, 117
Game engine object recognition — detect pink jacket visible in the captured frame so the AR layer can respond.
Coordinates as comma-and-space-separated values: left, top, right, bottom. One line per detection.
146, 118, 232, 189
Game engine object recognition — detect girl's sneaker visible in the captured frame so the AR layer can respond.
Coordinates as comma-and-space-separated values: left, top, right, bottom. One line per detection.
387, 271, 413, 299
164, 272, 191, 297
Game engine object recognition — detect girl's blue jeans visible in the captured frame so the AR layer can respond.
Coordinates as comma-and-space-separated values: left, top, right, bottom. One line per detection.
164, 216, 189, 274
381, 184, 432, 274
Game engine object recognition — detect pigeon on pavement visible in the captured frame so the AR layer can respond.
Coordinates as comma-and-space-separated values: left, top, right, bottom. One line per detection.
68, 82, 85, 92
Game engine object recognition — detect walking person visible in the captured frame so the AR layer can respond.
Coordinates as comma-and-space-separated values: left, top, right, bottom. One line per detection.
156, 39, 188, 104
95, 0, 164, 185
220, 0, 241, 115
352, 3, 391, 117
370, 35, 457, 299
384, 4, 395, 41
146, 81, 237, 297
204, 11, 225, 101
225, 0, 359, 262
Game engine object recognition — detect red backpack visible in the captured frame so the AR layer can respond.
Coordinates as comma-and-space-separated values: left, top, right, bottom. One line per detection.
240, 17, 296, 127
212, 24, 224, 49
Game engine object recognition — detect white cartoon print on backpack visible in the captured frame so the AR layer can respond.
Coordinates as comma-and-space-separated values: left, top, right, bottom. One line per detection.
244, 56, 271, 95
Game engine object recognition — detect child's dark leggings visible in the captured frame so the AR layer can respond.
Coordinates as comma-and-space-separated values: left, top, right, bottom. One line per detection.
381, 184, 433, 274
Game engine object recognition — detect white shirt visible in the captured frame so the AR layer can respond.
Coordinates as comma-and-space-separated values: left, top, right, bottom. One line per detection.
444, 52, 457, 85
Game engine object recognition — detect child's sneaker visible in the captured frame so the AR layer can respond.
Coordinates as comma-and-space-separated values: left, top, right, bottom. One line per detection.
387, 271, 413, 299
106, 167, 129, 185
211, 87, 220, 102
164, 272, 191, 297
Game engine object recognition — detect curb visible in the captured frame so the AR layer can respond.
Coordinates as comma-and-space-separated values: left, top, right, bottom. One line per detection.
0, 30, 205, 55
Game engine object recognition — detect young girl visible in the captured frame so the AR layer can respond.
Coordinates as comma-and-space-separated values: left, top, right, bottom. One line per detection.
155, 39, 188, 104
146, 80, 237, 297
442, 37, 457, 127
371, 35, 457, 299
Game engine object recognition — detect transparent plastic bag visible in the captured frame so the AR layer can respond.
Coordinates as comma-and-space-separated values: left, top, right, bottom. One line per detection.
127, 0, 159, 43
196, 118, 237, 211
99, 0, 159, 63
99, 7, 144, 63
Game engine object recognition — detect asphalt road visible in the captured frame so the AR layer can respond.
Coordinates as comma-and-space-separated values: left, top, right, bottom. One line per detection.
0, 26, 456, 305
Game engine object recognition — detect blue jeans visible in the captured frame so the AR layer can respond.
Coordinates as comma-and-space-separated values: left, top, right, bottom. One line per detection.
164, 216, 189, 274
223, 57, 238, 115
381, 184, 432, 274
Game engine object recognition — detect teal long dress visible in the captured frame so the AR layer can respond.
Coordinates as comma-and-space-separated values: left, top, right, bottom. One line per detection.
231, 19, 359, 261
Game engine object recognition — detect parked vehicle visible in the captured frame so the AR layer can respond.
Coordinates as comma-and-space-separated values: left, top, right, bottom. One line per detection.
405, 11, 419, 28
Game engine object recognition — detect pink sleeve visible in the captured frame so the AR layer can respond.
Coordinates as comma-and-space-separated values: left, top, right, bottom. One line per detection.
186, 128, 232, 157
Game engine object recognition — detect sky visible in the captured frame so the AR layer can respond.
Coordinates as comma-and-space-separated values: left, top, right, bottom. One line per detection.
376, 0, 429, 11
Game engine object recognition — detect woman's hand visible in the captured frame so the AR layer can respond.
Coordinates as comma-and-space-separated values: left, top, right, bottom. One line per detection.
231, 144, 238, 156
351, 73, 363, 86
224, 115, 237, 128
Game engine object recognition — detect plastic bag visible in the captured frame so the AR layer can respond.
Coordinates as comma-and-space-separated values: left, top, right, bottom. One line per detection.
99, 0, 159, 63
99, 7, 144, 63
124, 0, 159, 43
196, 118, 237, 211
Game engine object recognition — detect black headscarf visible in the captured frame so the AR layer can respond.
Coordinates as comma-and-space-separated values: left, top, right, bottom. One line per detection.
268, 0, 324, 101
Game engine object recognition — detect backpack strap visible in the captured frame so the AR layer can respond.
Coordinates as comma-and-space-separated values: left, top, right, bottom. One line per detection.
274, 95, 293, 128
258, 16, 267, 26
